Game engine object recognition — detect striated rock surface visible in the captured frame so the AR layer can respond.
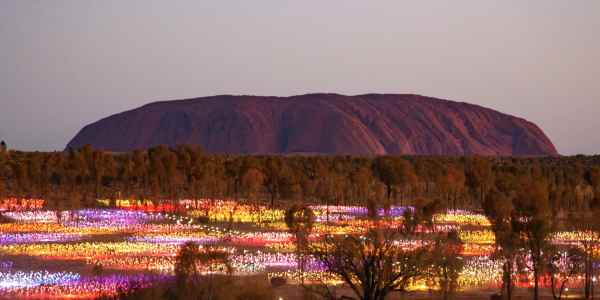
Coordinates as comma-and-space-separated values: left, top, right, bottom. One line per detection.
66, 93, 558, 156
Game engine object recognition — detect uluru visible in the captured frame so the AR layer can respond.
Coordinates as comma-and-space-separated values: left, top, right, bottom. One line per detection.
66, 93, 558, 156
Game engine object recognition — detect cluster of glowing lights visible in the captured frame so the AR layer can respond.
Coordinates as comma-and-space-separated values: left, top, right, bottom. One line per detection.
0, 222, 198, 236
188, 200, 284, 223
0, 242, 180, 260
230, 251, 324, 274
231, 231, 295, 247
2, 202, 600, 299
459, 230, 496, 245
268, 270, 344, 285
0, 208, 202, 298
0, 233, 83, 245
95, 250, 321, 275
97, 199, 179, 213
88, 256, 176, 273
0, 261, 13, 271
66, 209, 166, 226
552, 231, 600, 245
310, 205, 410, 219
129, 233, 219, 245
1, 274, 166, 299
458, 257, 503, 289
1, 211, 64, 223
0, 198, 45, 212
265, 241, 297, 253
0, 271, 80, 288
0, 209, 162, 226
461, 244, 495, 256
433, 210, 491, 226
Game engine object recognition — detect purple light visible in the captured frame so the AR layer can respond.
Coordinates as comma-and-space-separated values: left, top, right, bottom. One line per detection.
0, 233, 83, 245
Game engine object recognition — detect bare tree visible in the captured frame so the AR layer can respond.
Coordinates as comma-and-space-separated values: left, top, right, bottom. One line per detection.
174, 241, 232, 300
572, 209, 600, 299
309, 204, 439, 300
513, 177, 553, 300
430, 231, 464, 300
547, 246, 584, 300
243, 167, 265, 223
311, 229, 433, 300
484, 190, 522, 300
285, 204, 316, 288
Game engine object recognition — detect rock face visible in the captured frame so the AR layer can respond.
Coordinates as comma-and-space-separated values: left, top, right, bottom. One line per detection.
66, 94, 558, 156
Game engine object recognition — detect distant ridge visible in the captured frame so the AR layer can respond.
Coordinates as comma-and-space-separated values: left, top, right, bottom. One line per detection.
67, 93, 558, 156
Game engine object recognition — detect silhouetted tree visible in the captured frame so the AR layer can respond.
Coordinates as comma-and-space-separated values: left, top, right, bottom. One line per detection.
547, 246, 584, 300
484, 189, 521, 300
466, 156, 494, 206
431, 231, 464, 300
311, 227, 434, 300
513, 176, 553, 300
372, 157, 416, 208
175, 241, 232, 300
285, 204, 315, 284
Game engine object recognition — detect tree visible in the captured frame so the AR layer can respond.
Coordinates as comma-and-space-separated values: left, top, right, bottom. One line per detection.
403, 198, 441, 235
285, 204, 315, 285
242, 167, 265, 223
225, 158, 244, 200
547, 246, 584, 300
174, 241, 232, 300
315, 163, 341, 222
430, 231, 464, 300
176, 144, 202, 188
351, 166, 373, 205
311, 228, 434, 300
132, 150, 149, 198
0, 144, 6, 177
263, 157, 283, 207
0, 140, 6, 152
148, 146, 168, 199
92, 261, 104, 276
175, 242, 206, 286
586, 166, 600, 204
465, 157, 494, 206
513, 177, 553, 300
372, 157, 416, 207
309, 205, 439, 300
436, 165, 466, 209
12, 156, 31, 196
567, 207, 600, 299
0, 176, 4, 202
483, 189, 521, 300
241, 168, 264, 199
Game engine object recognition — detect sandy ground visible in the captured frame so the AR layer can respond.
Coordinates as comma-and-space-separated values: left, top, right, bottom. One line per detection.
272, 284, 592, 300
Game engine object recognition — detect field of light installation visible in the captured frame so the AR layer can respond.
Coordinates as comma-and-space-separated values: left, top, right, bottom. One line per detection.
0, 198, 599, 299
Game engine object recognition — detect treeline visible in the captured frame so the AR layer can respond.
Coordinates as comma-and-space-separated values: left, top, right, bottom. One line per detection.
1, 143, 600, 212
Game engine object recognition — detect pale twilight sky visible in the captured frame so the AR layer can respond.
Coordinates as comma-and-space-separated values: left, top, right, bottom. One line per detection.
0, 1, 599, 154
